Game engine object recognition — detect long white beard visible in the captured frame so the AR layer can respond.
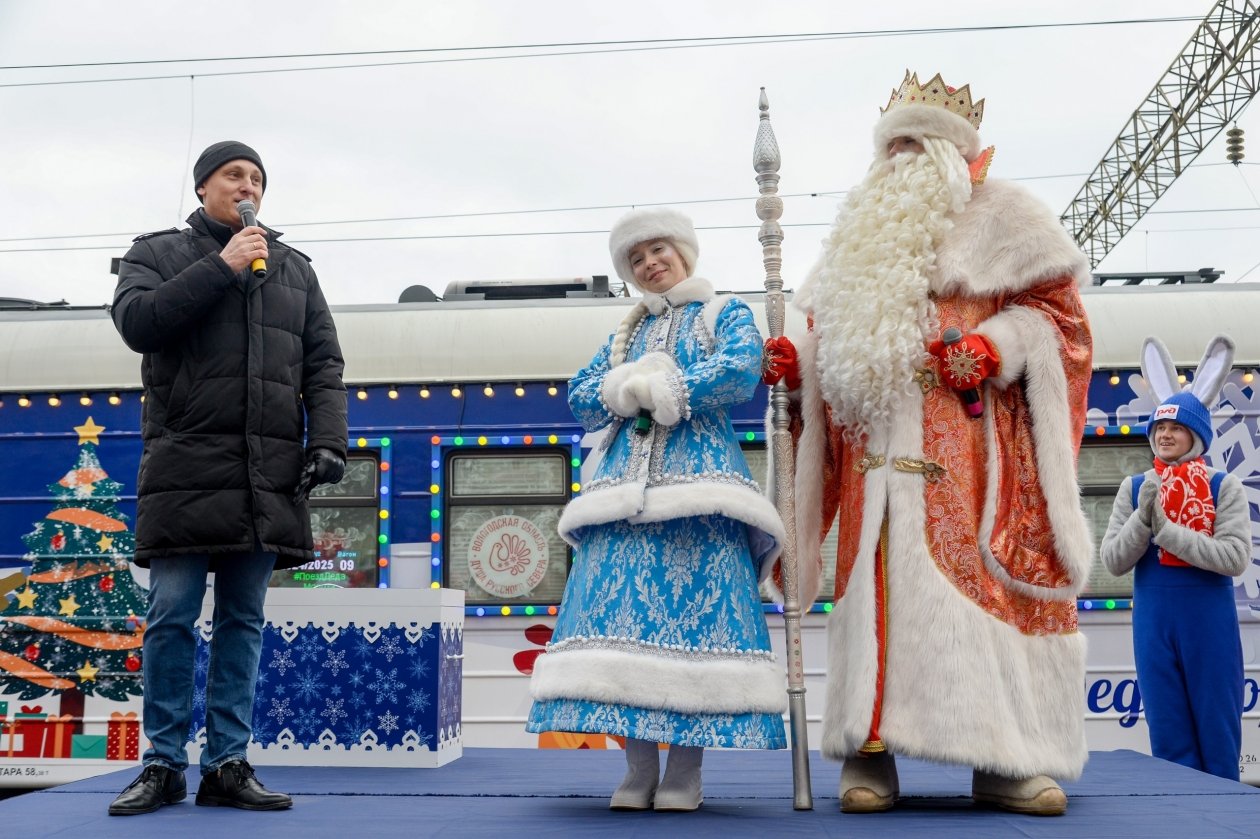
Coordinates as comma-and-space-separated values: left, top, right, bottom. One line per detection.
807, 138, 972, 444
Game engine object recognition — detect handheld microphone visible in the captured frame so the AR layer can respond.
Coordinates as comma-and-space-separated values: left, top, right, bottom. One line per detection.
633, 409, 653, 435
235, 200, 267, 279
941, 326, 983, 419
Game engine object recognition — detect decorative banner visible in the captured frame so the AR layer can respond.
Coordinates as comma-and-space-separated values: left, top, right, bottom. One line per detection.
467, 515, 549, 598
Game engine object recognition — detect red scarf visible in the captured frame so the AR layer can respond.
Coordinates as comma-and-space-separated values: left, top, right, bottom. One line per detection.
1152, 456, 1215, 567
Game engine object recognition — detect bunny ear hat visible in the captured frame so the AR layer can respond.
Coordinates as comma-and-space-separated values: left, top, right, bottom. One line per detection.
1140, 334, 1235, 450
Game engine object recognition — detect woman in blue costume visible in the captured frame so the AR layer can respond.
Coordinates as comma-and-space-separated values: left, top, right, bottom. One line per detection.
527, 208, 787, 812
1100, 335, 1251, 781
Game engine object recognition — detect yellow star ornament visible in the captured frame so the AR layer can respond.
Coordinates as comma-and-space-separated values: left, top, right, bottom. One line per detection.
75, 417, 106, 445
77, 660, 100, 682
59, 594, 81, 616
96, 534, 114, 552
16, 586, 38, 609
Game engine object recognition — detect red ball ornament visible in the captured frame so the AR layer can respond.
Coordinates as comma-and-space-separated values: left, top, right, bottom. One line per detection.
24, 644, 40, 661
99, 575, 115, 593
51, 532, 66, 551
125, 654, 141, 672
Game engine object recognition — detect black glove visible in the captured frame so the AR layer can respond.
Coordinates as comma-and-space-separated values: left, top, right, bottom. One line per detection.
293, 447, 346, 503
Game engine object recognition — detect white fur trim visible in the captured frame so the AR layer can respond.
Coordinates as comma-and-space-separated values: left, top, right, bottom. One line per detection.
820, 393, 1088, 778
874, 104, 981, 162
601, 362, 641, 418
765, 328, 827, 605
559, 480, 785, 575
822, 569, 1089, 778
609, 208, 700, 287
933, 180, 1090, 298
530, 647, 787, 714
976, 307, 1093, 597
644, 276, 714, 312
975, 311, 1027, 389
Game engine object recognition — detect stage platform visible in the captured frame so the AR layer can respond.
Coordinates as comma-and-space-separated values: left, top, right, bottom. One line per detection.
2, 748, 1257, 837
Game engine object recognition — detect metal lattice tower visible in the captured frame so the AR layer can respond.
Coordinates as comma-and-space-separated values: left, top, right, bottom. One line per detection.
1062, 0, 1260, 267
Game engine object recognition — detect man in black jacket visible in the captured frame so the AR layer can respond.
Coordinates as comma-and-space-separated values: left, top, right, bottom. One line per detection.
108, 141, 348, 816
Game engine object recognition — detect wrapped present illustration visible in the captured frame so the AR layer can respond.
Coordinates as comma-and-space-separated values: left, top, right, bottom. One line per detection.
107, 710, 140, 761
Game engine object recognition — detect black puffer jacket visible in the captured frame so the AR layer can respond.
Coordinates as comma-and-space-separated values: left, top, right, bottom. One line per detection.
113, 210, 347, 568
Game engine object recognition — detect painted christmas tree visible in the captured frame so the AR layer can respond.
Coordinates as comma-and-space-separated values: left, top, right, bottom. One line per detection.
0, 418, 148, 701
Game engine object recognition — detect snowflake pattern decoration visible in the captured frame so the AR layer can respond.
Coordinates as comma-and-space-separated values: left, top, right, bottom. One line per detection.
190, 621, 460, 753
945, 345, 986, 387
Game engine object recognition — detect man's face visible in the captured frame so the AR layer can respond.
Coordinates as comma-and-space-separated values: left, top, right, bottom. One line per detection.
1152, 419, 1195, 462
886, 135, 925, 158
196, 159, 264, 229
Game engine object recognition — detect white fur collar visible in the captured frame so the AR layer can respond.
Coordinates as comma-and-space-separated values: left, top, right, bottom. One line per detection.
932, 179, 1090, 297
642, 276, 714, 314
794, 179, 1089, 312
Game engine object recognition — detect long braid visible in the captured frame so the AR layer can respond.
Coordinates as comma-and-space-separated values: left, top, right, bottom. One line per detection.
610, 301, 649, 366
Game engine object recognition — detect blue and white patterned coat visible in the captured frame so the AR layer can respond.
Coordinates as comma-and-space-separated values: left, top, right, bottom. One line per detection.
528, 277, 788, 744
557, 277, 784, 571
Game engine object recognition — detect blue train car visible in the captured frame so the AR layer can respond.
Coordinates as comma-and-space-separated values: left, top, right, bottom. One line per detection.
0, 282, 1257, 784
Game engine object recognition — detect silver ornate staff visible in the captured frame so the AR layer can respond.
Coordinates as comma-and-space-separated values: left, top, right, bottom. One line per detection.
754, 87, 812, 810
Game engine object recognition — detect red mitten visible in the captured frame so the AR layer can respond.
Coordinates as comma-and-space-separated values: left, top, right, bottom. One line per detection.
762, 336, 802, 390
928, 331, 1000, 391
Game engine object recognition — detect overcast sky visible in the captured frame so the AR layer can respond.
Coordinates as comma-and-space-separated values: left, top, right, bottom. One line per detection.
2, 0, 1257, 307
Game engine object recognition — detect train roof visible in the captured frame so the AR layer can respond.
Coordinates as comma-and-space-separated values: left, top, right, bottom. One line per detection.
0, 284, 1257, 392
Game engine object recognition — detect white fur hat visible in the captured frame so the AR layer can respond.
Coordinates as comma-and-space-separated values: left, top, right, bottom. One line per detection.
873, 103, 982, 162
608, 207, 699, 288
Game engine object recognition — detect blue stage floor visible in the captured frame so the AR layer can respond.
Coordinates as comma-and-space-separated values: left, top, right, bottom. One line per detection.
2, 748, 1257, 838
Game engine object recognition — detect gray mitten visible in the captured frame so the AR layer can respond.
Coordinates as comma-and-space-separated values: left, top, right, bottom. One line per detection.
1136, 475, 1159, 528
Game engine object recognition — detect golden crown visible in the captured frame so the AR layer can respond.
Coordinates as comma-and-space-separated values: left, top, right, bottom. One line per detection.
882, 71, 984, 129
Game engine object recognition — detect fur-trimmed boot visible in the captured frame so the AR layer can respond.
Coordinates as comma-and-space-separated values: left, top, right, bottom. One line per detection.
610, 738, 661, 811
972, 770, 1067, 816
654, 745, 703, 811
840, 751, 899, 813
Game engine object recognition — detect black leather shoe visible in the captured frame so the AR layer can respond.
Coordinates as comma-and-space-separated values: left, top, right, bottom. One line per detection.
108, 764, 187, 816
196, 760, 293, 810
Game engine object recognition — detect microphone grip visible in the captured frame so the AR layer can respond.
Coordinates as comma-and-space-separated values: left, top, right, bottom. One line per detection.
633, 409, 653, 435
940, 326, 983, 419
236, 201, 268, 278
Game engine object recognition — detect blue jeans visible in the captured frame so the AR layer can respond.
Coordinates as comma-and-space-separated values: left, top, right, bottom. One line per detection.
141, 552, 275, 774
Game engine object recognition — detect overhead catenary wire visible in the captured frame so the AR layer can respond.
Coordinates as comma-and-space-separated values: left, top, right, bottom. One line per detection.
0, 17, 1199, 89
6, 162, 1260, 251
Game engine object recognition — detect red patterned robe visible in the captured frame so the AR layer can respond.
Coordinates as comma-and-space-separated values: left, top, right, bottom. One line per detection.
781, 178, 1094, 779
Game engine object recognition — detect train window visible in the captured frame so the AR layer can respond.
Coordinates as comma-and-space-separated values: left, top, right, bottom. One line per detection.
271, 452, 381, 589
1078, 440, 1151, 598
444, 449, 571, 605
451, 454, 566, 497
742, 444, 841, 605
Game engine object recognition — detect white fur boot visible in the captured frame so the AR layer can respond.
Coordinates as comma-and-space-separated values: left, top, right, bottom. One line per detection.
839, 751, 899, 813
972, 770, 1067, 816
654, 745, 703, 811
609, 738, 661, 811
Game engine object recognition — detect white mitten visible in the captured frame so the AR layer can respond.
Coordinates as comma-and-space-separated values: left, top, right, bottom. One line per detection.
628, 375, 656, 412
601, 363, 642, 418
645, 371, 687, 427
635, 351, 678, 376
